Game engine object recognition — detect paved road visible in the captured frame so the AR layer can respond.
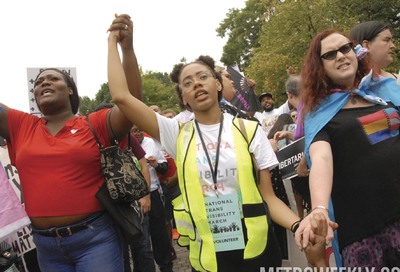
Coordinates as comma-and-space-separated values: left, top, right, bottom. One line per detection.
156, 239, 191, 272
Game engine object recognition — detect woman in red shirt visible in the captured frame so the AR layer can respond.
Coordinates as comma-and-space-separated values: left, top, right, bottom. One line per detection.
0, 14, 141, 272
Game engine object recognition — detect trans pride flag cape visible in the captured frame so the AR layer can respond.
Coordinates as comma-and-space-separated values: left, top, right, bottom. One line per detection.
0, 161, 30, 240
303, 71, 400, 267
304, 71, 400, 166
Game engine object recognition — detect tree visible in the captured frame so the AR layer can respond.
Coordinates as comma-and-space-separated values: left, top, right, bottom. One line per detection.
216, 0, 281, 70
231, 0, 400, 103
341, 0, 400, 72
142, 71, 179, 111
79, 95, 98, 115
79, 71, 179, 115
79, 83, 112, 115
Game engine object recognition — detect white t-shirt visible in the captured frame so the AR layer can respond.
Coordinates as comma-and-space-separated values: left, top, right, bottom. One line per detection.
140, 136, 167, 192
173, 109, 194, 124
157, 113, 278, 197
254, 101, 290, 135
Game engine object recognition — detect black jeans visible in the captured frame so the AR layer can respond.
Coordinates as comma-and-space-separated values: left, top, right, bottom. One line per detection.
149, 189, 173, 272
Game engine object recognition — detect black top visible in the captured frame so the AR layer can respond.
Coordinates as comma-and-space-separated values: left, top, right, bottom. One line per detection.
313, 104, 400, 251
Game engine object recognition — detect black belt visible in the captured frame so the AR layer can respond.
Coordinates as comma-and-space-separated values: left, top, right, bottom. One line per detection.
32, 212, 103, 238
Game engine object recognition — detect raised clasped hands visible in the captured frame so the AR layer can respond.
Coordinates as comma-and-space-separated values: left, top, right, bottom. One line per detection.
107, 14, 133, 50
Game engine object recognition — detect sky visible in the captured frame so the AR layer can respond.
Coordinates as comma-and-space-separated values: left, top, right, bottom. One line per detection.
0, 0, 246, 112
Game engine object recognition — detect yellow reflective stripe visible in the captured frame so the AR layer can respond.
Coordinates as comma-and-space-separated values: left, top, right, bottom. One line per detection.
182, 123, 217, 272
175, 117, 269, 271
243, 216, 269, 258
233, 118, 268, 257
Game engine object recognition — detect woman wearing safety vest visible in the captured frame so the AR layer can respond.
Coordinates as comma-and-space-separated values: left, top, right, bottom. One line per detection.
107, 27, 302, 271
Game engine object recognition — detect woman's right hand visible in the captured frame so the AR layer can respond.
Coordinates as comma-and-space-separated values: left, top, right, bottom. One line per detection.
295, 209, 336, 250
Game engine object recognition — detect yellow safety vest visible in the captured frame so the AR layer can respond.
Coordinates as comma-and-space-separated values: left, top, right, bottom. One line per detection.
173, 116, 270, 271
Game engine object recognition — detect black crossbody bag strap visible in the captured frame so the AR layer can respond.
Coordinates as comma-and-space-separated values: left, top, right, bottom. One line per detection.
87, 112, 131, 150
86, 115, 103, 149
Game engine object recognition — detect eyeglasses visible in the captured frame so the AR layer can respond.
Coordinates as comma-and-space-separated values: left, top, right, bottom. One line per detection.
180, 72, 215, 91
320, 42, 353, 60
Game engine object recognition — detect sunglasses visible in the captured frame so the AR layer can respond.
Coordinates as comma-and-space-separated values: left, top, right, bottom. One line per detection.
320, 42, 353, 60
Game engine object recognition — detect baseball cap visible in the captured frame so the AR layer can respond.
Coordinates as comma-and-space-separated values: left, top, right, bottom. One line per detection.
258, 92, 273, 102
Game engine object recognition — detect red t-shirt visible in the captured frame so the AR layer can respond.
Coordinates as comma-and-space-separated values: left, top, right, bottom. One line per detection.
157, 152, 177, 183
7, 108, 112, 217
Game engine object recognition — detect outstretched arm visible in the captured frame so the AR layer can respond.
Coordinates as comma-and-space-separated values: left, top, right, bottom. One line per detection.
295, 141, 334, 249
258, 168, 300, 230
105, 14, 146, 142
107, 29, 160, 141
108, 14, 143, 101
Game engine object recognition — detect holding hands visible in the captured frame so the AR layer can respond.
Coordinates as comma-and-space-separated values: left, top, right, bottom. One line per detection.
295, 207, 338, 251
304, 213, 330, 268
108, 14, 133, 49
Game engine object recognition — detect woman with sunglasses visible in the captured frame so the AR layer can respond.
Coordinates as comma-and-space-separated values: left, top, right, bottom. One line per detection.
295, 29, 400, 269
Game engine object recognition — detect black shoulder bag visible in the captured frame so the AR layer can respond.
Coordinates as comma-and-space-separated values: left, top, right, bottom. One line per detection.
86, 114, 149, 202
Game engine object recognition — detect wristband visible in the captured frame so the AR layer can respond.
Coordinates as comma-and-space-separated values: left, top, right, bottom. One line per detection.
290, 220, 301, 233
311, 205, 328, 213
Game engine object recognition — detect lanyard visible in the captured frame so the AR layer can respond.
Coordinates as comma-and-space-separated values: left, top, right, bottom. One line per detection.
195, 114, 224, 195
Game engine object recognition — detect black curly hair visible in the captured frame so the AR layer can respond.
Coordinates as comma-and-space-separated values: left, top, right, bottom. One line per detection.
169, 55, 223, 110
34, 68, 80, 114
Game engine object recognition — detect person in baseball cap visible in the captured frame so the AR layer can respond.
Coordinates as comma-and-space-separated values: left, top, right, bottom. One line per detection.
258, 92, 273, 103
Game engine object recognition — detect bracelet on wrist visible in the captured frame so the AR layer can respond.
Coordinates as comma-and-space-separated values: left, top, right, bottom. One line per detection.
290, 219, 301, 233
311, 205, 328, 213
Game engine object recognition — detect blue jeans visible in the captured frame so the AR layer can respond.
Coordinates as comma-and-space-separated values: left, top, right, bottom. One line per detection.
32, 212, 124, 272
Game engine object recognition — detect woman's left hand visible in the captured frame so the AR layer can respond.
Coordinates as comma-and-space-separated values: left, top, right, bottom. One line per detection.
108, 14, 133, 51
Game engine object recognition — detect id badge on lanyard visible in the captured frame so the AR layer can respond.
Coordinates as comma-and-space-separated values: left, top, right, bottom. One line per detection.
205, 193, 245, 252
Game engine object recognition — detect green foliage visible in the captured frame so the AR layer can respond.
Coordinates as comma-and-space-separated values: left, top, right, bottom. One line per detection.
78, 71, 179, 115
221, 0, 400, 105
79, 0, 400, 114
79, 83, 112, 115
216, 0, 280, 70
79, 96, 98, 116
341, 0, 400, 73
246, 0, 360, 104
142, 71, 179, 111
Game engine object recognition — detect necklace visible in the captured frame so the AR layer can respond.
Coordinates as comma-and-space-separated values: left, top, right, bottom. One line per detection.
194, 114, 224, 196
350, 92, 357, 105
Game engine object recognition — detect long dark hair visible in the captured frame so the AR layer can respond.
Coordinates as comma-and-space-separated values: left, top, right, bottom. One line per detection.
350, 21, 391, 44
267, 113, 293, 139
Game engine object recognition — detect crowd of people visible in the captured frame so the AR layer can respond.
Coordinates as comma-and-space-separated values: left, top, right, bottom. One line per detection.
0, 11, 399, 272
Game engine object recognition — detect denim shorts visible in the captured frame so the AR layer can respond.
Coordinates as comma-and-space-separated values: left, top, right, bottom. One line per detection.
32, 212, 124, 272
